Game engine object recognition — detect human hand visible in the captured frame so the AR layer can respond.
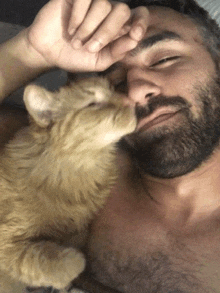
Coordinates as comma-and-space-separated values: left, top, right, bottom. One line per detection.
26, 0, 149, 72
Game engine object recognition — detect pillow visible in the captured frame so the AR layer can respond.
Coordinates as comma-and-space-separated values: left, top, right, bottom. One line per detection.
196, 0, 220, 25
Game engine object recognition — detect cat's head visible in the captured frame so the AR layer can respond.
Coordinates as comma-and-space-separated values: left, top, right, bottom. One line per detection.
23, 77, 136, 150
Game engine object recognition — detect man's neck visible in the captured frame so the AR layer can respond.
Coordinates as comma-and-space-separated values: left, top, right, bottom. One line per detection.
130, 148, 220, 229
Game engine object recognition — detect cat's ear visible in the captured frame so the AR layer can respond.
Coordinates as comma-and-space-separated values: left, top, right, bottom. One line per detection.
23, 85, 55, 128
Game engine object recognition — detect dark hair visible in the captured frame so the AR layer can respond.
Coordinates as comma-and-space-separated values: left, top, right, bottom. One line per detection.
125, 0, 220, 66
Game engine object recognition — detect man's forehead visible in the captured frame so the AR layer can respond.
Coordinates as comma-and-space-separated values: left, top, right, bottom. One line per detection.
147, 5, 191, 23
147, 5, 199, 35
128, 6, 202, 57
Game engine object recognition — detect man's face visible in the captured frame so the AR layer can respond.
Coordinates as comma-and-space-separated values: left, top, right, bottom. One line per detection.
106, 7, 220, 178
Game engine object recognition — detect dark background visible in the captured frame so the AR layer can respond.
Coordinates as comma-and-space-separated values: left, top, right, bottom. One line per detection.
0, 0, 49, 26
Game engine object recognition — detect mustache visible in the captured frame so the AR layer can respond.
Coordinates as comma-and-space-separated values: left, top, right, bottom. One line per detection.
135, 96, 191, 120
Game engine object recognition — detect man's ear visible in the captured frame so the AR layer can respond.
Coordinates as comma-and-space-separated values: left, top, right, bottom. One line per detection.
23, 85, 55, 128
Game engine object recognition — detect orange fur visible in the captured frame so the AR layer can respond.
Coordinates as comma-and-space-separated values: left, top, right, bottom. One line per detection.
0, 77, 136, 290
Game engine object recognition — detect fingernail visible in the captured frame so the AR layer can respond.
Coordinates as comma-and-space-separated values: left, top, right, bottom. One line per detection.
87, 40, 101, 52
132, 26, 144, 41
72, 39, 82, 50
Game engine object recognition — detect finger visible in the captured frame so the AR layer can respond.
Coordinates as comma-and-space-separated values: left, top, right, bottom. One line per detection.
109, 34, 138, 57
84, 2, 131, 53
71, 0, 112, 49
112, 24, 131, 41
95, 35, 138, 71
67, 0, 92, 35
129, 6, 150, 41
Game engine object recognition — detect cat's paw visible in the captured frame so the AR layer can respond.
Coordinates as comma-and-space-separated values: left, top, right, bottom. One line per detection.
35, 248, 86, 290
53, 248, 86, 289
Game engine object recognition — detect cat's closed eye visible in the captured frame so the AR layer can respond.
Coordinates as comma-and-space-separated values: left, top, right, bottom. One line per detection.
87, 102, 97, 107
86, 102, 108, 108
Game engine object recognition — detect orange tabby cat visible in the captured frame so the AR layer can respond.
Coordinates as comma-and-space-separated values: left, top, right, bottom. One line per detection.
0, 77, 136, 290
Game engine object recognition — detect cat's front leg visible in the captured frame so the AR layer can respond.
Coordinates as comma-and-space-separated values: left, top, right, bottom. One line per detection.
1, 241, 86, 290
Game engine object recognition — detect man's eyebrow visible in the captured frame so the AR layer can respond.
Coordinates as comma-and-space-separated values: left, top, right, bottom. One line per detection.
130, 30, 182, 56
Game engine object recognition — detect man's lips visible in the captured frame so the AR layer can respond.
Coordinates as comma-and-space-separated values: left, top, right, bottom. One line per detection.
136, 108, 182, 131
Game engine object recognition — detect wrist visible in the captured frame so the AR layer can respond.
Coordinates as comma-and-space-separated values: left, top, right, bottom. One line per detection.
14, 28, 53, 74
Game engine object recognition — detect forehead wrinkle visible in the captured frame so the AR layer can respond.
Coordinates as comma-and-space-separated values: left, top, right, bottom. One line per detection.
129, 30, 182, 57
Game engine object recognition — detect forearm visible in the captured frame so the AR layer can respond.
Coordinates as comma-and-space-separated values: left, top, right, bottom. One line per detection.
0, 0, 148, 103
0, 28, 51, 103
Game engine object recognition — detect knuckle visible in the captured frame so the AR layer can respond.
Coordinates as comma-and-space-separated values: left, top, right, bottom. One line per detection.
99, 0, 112, 12
114, 2, 131, 18
77, 26, 92, 38
134, 6, 150, 23
139, 6, 150, 21
70, 15, 84, 28
104, 1, 112, 13
99, 27, 114, 41
103, 25, 114, 35
136, 6, 149, 14
132, 6, 150, 29
95, 0, 111, 10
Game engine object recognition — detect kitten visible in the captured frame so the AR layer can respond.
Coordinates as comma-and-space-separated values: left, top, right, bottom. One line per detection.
0, 77, 136, 290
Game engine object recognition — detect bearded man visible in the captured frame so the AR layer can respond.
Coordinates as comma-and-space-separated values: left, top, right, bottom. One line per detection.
0, 0, 220, 292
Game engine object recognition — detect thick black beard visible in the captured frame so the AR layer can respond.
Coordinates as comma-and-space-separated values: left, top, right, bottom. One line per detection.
118, 76, 220, 179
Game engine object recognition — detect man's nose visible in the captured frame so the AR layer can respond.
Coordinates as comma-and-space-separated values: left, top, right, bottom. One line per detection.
127, 69, 161, 106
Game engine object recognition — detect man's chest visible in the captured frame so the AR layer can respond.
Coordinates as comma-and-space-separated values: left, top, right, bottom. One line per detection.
86, 194, 220, 293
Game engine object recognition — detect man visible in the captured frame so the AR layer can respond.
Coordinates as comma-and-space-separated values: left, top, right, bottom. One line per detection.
0, 0, 220, 292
